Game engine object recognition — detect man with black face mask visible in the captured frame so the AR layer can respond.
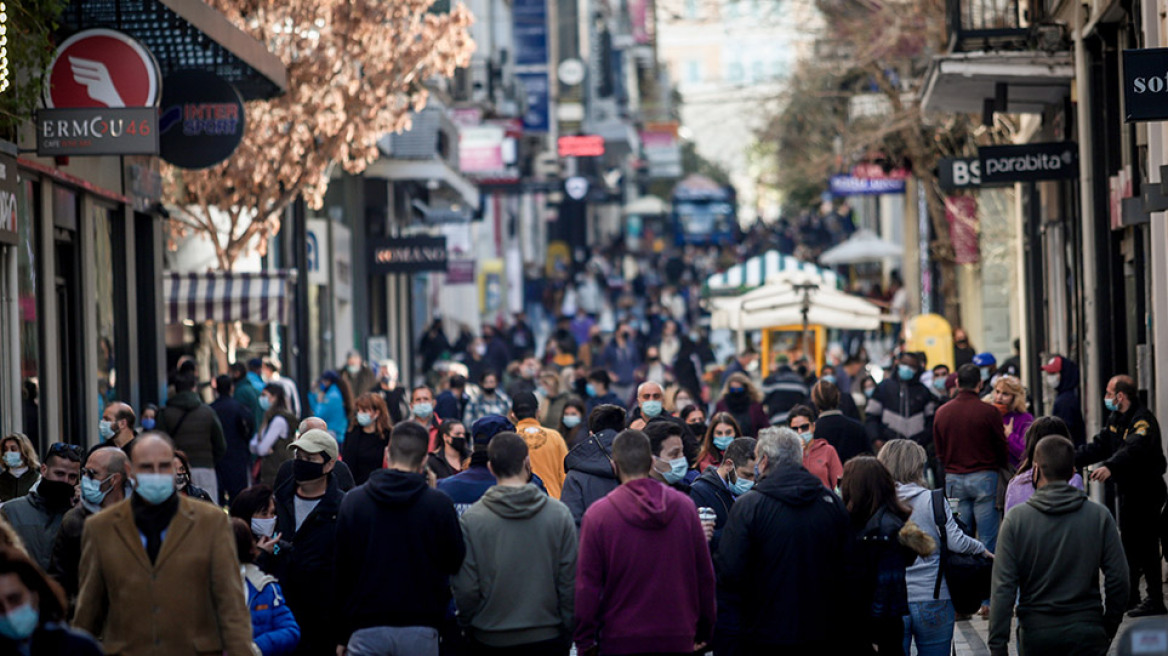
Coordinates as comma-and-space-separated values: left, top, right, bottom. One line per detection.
1, 442, 81, 571
272, 429, 345, 656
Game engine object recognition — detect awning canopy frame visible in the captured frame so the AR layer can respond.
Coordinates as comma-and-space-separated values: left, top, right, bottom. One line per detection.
165, 270, 297, 325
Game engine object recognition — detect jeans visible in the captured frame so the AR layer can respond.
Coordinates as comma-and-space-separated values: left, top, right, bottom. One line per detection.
903, 599, 955, 656
945, 470, 999, 552
347, 626, 440, 656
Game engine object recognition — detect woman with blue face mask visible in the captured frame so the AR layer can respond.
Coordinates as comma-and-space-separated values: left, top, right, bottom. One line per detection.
0, 435, 39, 503
696, 412, 743, 473
0, 546, 102, 654
250, 385, 297, 486
557, 397, 589, 449
342, 393, 394, 486
309, 371, 353, 443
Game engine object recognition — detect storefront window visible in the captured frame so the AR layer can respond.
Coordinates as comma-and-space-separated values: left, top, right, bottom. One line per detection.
16, 179, 40, 442
93, 206, 117, 413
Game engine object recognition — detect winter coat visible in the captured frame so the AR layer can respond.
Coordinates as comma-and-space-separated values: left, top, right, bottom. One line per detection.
714, 463, 850, 653
515, 418, 569, 499
1, 486, 71, 571
561, 429, 621, 526
436, 463, 549, 516
599, 341, 641, 386
454, 485, 577, 647
0, 468, 37, 502
1051, 358, 1087, 446
341, 366, 377, 407
988, 483, 1130, 651
689, 466, 736, 552
1076, 402, 1168, 496
574, 478, 716, 655
0, 622, 102, 656
586, 392, 625, 413
48, 504, 95, 600
160, 391, 226, 469
762, 368, 809, 425
309, 384, 349, 442
335, 469, 464, 643
1003, 410, 1034, 468
933, 390, 1008, 474
865, 376, 936, 448
896, 482, 985, 602
234, 376, 265, 437
435, 389, 470, 421
245, 563, 300, 656
814, 410, 871, 463
848, 507, 934, 629
341, 428, 390, 486
212, 395, 255, 501
802, 439, 843, 490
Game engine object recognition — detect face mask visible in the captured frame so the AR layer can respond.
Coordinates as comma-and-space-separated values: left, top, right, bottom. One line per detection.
933, 378, 947, 391
134, 473, 176, 505
293, 459, 327, 482
585, 384, 598, 398
258, 396, 272, 411
675, 397, 692, 409
657, 456, 688, 484
449, 437, 468, 454
474, 344, 487, 356
897, 365, 914, 381
319, 382, 330, 392
1045, 374, 1060, 389
979, 367, 991, 382
562, 415, 582, 429
1104, 397, 1119, 412
2, 452, 21, 469
0, 603, 38, 640
713, 435, 734, 451
99, 420, 116, 440
141, 418, 156, 431
80, 475, 113, 506
801, 431, 815, 445
38, 479, 75, 507
347, 364, 360, 375
864, 387, 875, 398
642, 400, 663, 418
481, 386, 496, 395
251, 517, 277, 538
730, 476, 755, 496
820, 375, 837, 385
413, 403, 434, 419
356, 412, 373, 427
688, 422, 707, 439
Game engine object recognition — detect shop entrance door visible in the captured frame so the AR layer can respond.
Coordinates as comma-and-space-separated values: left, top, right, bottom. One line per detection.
53, 230, 84, 447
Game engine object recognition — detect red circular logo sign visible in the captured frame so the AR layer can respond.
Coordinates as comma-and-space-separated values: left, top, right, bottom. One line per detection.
45, 29, 160, 109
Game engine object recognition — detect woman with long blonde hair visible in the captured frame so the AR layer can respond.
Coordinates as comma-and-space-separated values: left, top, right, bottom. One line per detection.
990, 376, 1033, 468
0, 434, 39, 502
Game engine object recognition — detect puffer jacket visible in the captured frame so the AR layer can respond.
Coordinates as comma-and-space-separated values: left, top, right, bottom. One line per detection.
865, 375, 936, 447
244, 563, 300, 656
560, 429, 620, 526
309, 384, 349, 443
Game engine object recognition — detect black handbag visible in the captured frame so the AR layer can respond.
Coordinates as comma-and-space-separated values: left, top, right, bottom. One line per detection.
931, 490, 994, 615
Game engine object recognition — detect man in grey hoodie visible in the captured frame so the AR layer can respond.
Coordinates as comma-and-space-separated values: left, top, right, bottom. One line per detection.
989, 435, 1129, 656
453, 432, 577, 654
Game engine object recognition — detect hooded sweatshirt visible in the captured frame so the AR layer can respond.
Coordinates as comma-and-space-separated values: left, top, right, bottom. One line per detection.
453, 485, 577, 647
334, 468, 465, 642
988, 483, 1129, 653
561, 429, 620, 526
575, 478, 716, 655
515, 418, 569, 499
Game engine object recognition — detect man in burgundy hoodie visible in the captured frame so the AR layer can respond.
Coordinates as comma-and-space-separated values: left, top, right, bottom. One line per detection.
574, 429, 716, 655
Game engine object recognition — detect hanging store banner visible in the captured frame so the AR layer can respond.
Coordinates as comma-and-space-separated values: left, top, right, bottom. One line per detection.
945, 196, 980, 264
518, 72, 550, 133
159, 69, 246, 169
369, 236, 449, 274
0, 150, 17, 245
513, 0, 549, 67
1123, 48, 1168, 122
978, 142, 1079, 184
829, 175, 906, 195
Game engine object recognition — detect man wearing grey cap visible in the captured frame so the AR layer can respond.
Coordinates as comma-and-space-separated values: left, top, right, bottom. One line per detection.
272, 428, 345, 656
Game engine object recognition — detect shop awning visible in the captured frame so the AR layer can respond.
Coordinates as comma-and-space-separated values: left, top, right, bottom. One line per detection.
819, 229, 903, 265
705, 251, 839, 295
164, 270, 297, 325
708, 277, 882, 331
60, 0, 288, 100
920, 51, 1073, 115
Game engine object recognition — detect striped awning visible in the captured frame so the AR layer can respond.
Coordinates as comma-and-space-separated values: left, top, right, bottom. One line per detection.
705, 251, 839, 295
164, 270, 297, 325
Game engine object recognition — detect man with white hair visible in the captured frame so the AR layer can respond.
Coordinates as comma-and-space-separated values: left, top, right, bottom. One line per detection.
713, 427, 850, 655
628, 381, 665, 430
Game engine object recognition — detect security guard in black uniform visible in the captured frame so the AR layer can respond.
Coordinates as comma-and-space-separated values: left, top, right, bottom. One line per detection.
1077, 375, 1168, 617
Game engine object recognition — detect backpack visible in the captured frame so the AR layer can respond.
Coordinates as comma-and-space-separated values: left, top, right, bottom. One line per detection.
931, 490, 994, 615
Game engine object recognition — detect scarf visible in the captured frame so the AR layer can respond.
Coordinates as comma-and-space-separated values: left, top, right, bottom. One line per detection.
132, 493, 179, 563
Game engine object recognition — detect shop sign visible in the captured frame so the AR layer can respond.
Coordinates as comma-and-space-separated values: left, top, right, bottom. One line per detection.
518, 72, 550, 133
369, 236, 448, 274
1123, 48, 1168, 121
306, 219, 330, 286
159, 70, 246, 169
35, 107, 159, 156
829, 175, 906, 195
978, 142, 1078, 184
447, 259, 476, 284
0, 150, 17, 245
558, 135, 605, 157
938, 157, 982, 191
44, 28, 161, 109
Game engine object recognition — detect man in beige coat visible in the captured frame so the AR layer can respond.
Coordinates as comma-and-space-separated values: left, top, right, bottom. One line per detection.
73, 432, 257, 655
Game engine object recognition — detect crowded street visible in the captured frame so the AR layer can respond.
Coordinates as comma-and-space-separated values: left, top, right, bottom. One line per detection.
5, 0, 1168, 655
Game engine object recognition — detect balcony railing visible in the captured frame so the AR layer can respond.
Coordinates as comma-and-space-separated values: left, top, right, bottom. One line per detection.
946, 0, 1031, 52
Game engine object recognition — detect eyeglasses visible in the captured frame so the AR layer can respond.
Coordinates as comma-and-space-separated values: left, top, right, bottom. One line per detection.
790, 424, 812, 433
48, 443, 83, 458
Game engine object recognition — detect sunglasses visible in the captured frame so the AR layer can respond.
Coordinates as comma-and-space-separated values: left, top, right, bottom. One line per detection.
48, 443, 83, 458
790, 424, 812, 433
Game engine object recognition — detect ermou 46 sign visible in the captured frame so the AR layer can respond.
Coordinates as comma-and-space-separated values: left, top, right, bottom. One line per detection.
368, 236, 449, 274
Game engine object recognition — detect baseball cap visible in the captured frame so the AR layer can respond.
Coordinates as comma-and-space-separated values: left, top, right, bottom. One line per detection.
512, 391, 539, 416
972, 352, 997, 367
289, 429, 338, 460
1041, 356, 1063, 374
471, 416, 515, 447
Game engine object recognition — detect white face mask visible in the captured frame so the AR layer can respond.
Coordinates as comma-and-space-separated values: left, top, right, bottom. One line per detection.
251, 517, 277, 538
1045, 373, 1060, 389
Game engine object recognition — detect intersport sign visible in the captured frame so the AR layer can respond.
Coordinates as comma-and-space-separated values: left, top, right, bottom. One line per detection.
978, 142, 1079, 184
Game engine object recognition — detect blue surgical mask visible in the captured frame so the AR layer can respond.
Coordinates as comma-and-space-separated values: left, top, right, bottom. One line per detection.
1105, 397, 1119, 412
356, 412, 373, 427
713, 435, 734, 451
659, 456, 688, 484
864, 387, 875, 398
730, 476, 755, 496
413, 403, 434, 419
258, 396, 272, 411
585, 384, 598, 398
80, 475, 112, 506
99, 420, 116, 440
141, 418, 156, 431
0, 603, 38, 640
134, 473, 175, 505
979, 367, 991, 382
562, 415, 582, 428
898, 365, 914, 381
801, 431, 815, 445
2, 452, 22, 469
933, 378, 947, 391
642, 400, 663, 418
821, 375, 837, 385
